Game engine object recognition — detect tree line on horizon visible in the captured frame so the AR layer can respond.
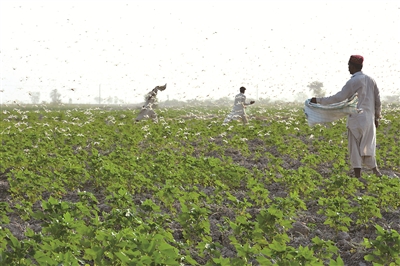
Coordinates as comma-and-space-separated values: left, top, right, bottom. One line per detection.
23, 82, 400, 106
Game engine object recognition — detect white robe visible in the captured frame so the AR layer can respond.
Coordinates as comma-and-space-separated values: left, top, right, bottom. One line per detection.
317, 71, 381, 168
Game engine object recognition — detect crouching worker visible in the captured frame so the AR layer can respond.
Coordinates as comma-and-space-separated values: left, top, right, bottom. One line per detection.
135, 84, 166, 123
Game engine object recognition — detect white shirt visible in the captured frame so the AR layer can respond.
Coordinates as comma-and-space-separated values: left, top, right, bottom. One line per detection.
232, 93, 251, 111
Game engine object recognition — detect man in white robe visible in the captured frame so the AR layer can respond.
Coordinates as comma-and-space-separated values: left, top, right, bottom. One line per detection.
135, 84, 166, 123
311, 55, 382, 179
223, 86, 255, 125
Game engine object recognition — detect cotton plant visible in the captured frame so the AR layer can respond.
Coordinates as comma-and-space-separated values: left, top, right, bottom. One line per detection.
0, 105, 399, 265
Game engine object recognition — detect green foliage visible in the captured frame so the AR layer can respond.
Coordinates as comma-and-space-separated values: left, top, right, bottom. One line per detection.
311, 236, 339, 261
363, 225, 400, 265
317, 196, 353, 234
353, 195, 382, 226
0, 105, 399, 264
177, 198, 211, 245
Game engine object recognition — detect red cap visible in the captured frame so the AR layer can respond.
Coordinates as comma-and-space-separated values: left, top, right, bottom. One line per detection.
349, 55, 364, 65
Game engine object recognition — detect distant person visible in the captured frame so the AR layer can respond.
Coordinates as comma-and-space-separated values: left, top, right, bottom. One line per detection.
311, 55, 382, 179
223, 86, 255, 125
135, 84, 166, 123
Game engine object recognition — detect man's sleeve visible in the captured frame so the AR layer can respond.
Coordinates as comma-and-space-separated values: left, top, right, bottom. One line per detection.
318, 79, 357, 105
243, 95, 251, 106
374, 82, 382, 119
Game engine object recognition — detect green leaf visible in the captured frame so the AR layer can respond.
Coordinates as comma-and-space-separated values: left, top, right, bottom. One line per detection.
140, 255, 153, 264
7, 233, 20, 249
34, 250, 58, 265
364, 254, 376, 262
115, 251, 131, 263
329, 256, 344, 266
269, 241, 286, 252
256, 256, 274, 266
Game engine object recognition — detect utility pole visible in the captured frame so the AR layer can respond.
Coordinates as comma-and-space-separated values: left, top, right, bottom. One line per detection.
99, 84, 101, 105
256, 85, 259, 100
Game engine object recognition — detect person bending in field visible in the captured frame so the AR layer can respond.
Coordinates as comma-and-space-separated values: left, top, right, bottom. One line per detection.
223, 86, 255, 125
135, 84, 166, 123
311, 55, 382, 179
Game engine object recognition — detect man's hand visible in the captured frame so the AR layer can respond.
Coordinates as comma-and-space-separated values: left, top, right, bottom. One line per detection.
310, 97, 317, 104
250, 101, 255, 104
375, 119, 379, 128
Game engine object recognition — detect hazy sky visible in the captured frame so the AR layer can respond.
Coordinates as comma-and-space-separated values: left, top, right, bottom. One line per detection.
1, 0, 399, 104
